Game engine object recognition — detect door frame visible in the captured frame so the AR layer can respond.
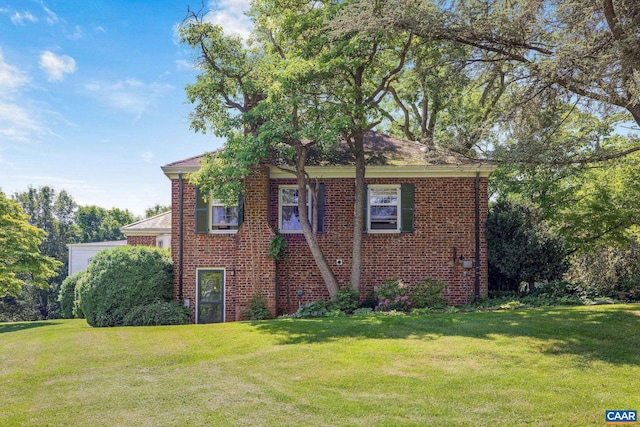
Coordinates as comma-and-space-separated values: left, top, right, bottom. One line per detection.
196, 268, 225, 323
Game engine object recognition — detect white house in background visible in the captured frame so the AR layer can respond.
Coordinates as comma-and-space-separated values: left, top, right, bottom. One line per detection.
67, 240, 127, 275
66, 211, 172, 276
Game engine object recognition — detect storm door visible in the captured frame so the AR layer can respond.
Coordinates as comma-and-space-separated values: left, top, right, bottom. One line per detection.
197, 269, 224, 323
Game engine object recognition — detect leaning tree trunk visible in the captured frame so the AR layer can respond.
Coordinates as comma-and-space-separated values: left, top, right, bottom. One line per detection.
294, 146, 340, 297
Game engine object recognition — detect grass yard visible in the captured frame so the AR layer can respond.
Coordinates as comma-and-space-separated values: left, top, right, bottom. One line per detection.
1, 304, 639, 426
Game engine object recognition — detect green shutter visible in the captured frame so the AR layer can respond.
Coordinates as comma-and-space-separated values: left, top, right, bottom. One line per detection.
237, 193, 244, 227
363, 184, 368, 232
195, 186, 208, 234
400, 183, 415, 233
317, 183, 325, 233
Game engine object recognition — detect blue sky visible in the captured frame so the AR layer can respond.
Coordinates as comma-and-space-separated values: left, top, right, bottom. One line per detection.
0, 0, 251, 216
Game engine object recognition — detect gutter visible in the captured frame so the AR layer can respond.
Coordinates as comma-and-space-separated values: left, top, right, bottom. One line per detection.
178, 172, 184, 301
474, 171, 481, 301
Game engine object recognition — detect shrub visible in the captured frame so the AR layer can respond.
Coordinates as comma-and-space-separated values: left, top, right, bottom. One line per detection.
58, 272, 85, 319
568, 241, 640, 298
76, 246, 173, 327
293, 301, 327, 318
359, 291, 378, 309
486, 199, 568, 292
352, 307, 374, 317
243, 293, 272, 320
327, 285, 360, 314
409, 277, 447, 309
122, 301, 190, 326
376, 279, 411, 312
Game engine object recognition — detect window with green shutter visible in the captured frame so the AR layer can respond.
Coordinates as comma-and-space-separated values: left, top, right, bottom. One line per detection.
195, 187, 243, 234
365, 184, 414, 233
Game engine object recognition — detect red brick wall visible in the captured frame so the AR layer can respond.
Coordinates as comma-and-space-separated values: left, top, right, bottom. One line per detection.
270, 177, 489, 313
171, 166, 276, 323
171, 169, 489, 322
127, 235, 157, 246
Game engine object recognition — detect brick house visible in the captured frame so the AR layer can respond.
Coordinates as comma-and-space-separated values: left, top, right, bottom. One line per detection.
120, 211, 172, 248
161, 133, 495, 323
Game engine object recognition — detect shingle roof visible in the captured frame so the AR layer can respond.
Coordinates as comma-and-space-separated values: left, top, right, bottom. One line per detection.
162, 132, 488, 171
120, 211, 171, 235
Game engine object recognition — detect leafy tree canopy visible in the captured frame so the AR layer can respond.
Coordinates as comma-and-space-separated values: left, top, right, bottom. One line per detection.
76, 205, 137, 243
0, 191, 61, 297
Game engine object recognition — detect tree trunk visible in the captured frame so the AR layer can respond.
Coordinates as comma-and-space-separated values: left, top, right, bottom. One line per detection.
294, 146, 340, 297
350, 132, 366, 291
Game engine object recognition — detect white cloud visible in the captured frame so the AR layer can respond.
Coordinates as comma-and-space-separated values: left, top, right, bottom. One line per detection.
39, 50, 77, 82
67, 25, 84, 40
41, 3, 59, 25
11, 11, 38, 25
0, 49, 30, 93
176, 59, 195, 71
0, 101, 46, 143
84, 79, 173, 120
205, 0, 253, 39
95, 25, 106, 33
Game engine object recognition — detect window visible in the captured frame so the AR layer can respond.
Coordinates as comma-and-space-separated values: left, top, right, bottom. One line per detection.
365, 184, 414, 233
195, 187, 243, 234
368, 185, 400, 232
279, 186, 312, 233
211, 199, 238, 231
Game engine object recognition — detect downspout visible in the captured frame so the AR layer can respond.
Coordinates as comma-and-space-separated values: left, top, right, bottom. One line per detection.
178, 172, 184, 301
474, 171, 481, 301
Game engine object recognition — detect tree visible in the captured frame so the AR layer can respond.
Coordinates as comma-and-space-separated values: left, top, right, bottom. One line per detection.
0, 191, 61, 297
76, 206, 137, 243
337, 0, 640, 163
144, 204, 171, 218
182, 1, 413, 294
486, 199, 568, 292
180, 5, 341, 296
13, 186, 78, 317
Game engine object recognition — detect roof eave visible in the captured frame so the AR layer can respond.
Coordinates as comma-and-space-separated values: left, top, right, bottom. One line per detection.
269, 164, 497, 179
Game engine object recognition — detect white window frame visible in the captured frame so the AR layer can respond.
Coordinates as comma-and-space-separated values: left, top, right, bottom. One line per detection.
210, 198, 239, 234
278, 185, 312, 234
367, 184, 401, 233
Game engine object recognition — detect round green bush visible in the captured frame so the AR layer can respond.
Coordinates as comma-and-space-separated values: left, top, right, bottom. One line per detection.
58, 271, 86, 319
76, 246, 173, 327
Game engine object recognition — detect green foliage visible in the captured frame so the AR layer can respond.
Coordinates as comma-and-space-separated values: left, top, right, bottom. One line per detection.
13, 186, 79, 284
58, 272, 85, 319
291, 301, 328, 319
0, 190, 62, 297
409, 308, 432, 316
76, 246, 173, 327
352, 307, 374, 317
486, 199, 568, 292
409, 277, 447, 309
376, 279, 411, 312
144, 204, 170, 218
568, 240, 640, 299
243, 294, 272, 320
122, 301, 190, 326
267, 234, 288, 261
326, 309, 346, 318
327, 285, 360, 314
376, 277, 447, 312
76, 205, 137, 243
0, 294, 40, 322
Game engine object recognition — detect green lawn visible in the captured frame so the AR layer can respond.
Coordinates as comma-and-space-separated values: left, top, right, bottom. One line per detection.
1, 304, 639, 426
